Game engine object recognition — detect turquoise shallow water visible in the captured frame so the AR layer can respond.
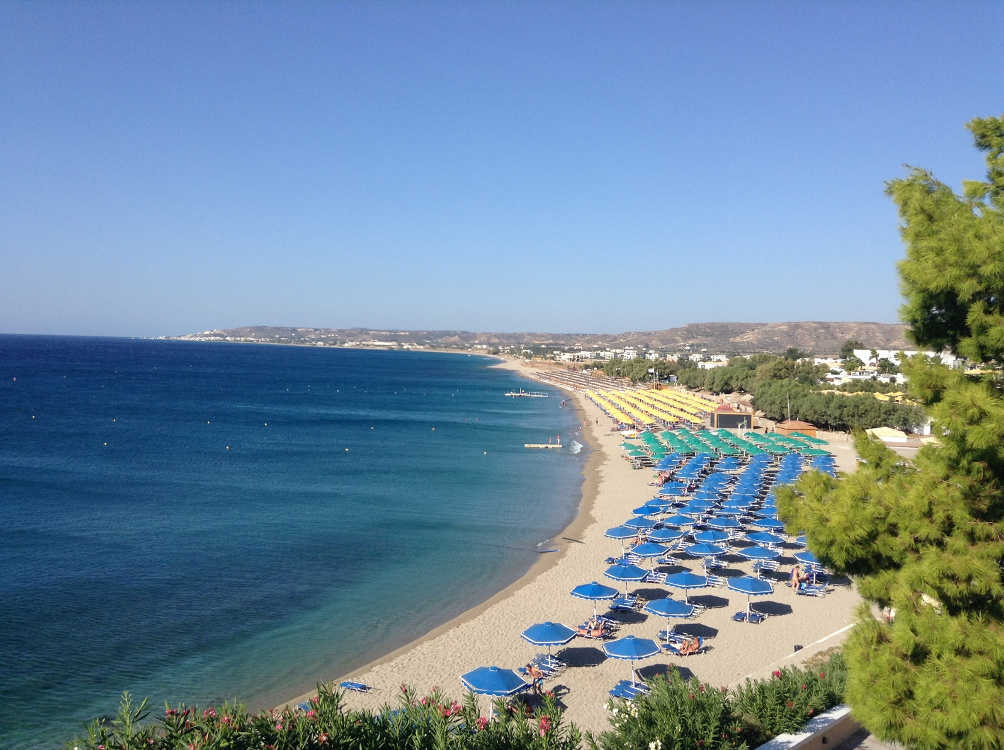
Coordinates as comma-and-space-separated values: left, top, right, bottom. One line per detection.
0, 336, 586, 748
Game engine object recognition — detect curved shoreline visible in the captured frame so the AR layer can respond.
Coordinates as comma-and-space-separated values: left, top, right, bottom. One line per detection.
278, 357, 600, 702
281, 363, 862, 736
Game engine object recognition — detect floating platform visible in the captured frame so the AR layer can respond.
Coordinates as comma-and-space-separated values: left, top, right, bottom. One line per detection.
525, 442, 562, 449
505, 389, 549, 398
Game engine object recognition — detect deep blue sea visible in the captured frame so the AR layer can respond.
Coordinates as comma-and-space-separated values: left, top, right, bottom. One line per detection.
0, 336, 585, 748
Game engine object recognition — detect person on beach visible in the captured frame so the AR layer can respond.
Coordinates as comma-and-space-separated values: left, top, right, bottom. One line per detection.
678, 636, 701, 655
527, 664, 545, 693
790, 564, 809, 590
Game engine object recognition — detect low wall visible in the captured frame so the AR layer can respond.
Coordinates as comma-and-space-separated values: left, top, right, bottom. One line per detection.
756, 706, 860, 750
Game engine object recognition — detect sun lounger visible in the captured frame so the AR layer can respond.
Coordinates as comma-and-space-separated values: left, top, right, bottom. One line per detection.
609, 596, 641, 612
339, 681, 373, 692
663, 636, 704, 656
796, 584, 831, 597
705, 574, 726, 587
702, 557, 726, 571
732, 611, 766, 624
608, 680, 650, 700
753, 560, 779, 575
644, 571, 667, 584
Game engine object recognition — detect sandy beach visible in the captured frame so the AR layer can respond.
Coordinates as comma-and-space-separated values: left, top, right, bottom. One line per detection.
285, 361, 861, 736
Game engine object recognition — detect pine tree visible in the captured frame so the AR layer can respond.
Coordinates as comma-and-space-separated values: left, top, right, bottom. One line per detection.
777, 117, 1004, 748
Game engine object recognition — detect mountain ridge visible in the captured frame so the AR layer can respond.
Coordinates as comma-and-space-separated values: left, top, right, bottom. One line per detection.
172, 321, 911, 355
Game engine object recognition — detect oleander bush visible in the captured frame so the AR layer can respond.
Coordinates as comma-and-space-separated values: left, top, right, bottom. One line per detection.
732, 652, 847, 746
67, 683, 581, 750
589, 652, 847, 750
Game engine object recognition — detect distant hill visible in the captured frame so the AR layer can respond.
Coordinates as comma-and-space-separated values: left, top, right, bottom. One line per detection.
172, 321, 910, 355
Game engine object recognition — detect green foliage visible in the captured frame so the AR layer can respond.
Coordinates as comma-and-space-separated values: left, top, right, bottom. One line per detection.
891, 117, 1004, 364
841, 340, 864, 359
833, 379, 900, 394
602, 358, 680, 383
731, 654, 847, 746
752, 380, 925, 432
69, 683, 581, 750
875, 358, 900, 374
772, 116, 1004, 747
676, 354, 828, 395
589, 654, 847, 750
842, 355, 864, 372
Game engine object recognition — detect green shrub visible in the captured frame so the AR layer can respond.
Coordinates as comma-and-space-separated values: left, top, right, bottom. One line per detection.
67, 683, 581, 750
588, 670, 746, 750
589, 652, 847, 750
731, 652, 847, 746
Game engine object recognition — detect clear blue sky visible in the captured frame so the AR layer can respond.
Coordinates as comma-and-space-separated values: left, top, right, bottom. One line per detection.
2, 2, 1001, 337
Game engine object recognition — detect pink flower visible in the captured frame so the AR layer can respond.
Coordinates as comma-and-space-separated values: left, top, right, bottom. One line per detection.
786, 700, 794, 709
476, 716, 489, 730
275, 722, 283, 730
801, 684, 807, 690
420, 697, 428, 706
204, 707, 217, 718
699, 685, 705, 692
400, 683, 408, 692
306, 710, 316, 719
539, 715, 552, 734
772, 670, 781, 678
689, 693, 695, 700
319, 733, 329, 744
819, 672, 826, 678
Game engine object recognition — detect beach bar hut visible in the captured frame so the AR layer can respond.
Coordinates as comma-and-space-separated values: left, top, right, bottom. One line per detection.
774, 420, 818, 438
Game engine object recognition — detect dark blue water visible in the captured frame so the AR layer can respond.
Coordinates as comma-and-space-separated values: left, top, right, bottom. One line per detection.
0, 336, 585, 748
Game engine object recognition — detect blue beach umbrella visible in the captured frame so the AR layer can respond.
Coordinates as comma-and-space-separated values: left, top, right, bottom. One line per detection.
605, 526, 638, 540
685, 542, 728, 558
662, 514, 697, 528
727, 575, 774, 620
605, 525, 639, 554
644, 597, 696, 643
793, 550, 820, 566
461, 666, 529, 718
571, 581, 618, 618
520, 621, 577, 656
693, 529, 730, 544
648, 527, 685, 544
707, 517, 743, 531
602, 635, 662, 686
736, 545, 780, 562
643, 597, 695, 619
630, 542, 669, 559
737, 545, 781, 577
657, 482, 689, 496
746, 531, 786, 547
750, 518, 786, 531
664, 571, 708, 602
461, 665, 528, 696
623, 517, 658, 531
604, 563, 648, 595
794, 534, 808, 547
